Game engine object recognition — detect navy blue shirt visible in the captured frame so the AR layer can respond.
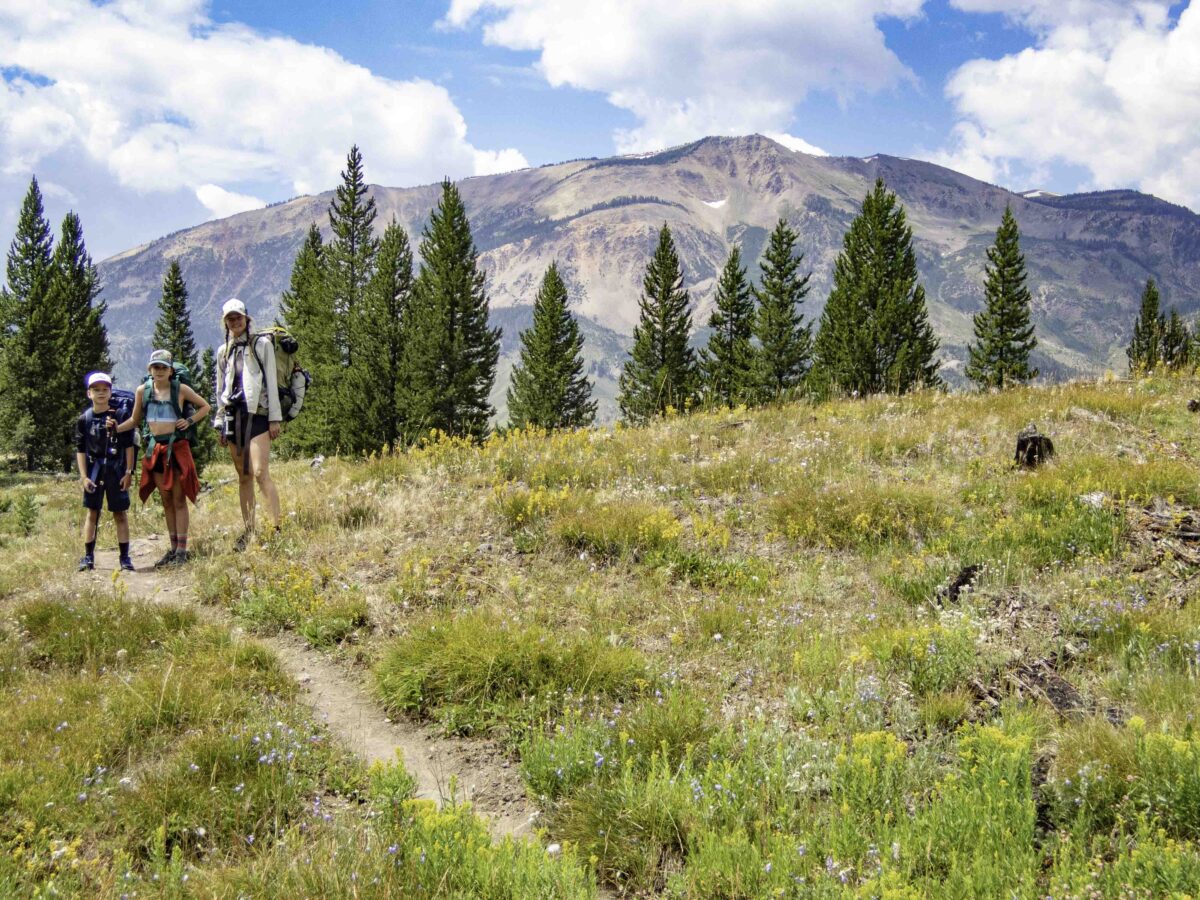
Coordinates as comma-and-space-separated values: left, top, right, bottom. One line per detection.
74, 408, 134, 475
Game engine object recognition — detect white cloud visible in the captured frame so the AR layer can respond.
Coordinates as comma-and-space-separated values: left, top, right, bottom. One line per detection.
0, 0, 527, 223
195, 184, 266, 219
939, 0, 1200, 208
443, 0, 924, 153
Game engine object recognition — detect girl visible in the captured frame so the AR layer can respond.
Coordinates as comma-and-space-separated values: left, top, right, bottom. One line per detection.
115, 349, 211, 567
214, 298, 282, 550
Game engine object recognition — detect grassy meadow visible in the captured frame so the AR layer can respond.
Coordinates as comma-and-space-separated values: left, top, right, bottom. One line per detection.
2, 374, 1200, 896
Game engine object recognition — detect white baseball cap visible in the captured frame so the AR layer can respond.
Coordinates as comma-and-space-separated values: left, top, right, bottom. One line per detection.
86, 371, 113, 388
222, 297, 247, 319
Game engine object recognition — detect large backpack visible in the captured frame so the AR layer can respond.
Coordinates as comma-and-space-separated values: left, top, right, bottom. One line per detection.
81, 388, 138, 482
140, 363, 199, 453
250, 326, 310, 420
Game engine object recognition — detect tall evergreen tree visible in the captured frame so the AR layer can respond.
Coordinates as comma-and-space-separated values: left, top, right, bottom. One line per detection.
199, 346, 217, 403
965, 205, 1038, 389
507, 262, 596, 430
751, 219, 812, 401
279, 224, 338, 454
1126, 278, 1163, 374
813, 179, 940, 395
618, 224, 698, 422
1161, 308, 1190, 371
346, 218, 413, 453
699, 245, 755, 407
152, 261, 199, 372
400, 179, 500, 441
326, 145, 378, 367
0, 176, 70, 470
50, 212, 109, 384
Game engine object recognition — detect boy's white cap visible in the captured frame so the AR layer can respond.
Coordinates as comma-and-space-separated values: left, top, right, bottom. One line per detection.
222, 297, 247, 318
86, 371, 113, 387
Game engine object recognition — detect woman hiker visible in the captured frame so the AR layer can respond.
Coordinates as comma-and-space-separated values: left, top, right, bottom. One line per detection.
114, 349, 211, 567
214, 298, 283, 550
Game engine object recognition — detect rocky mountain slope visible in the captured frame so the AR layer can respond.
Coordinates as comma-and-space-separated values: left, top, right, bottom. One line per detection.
98, 135, 1200, 420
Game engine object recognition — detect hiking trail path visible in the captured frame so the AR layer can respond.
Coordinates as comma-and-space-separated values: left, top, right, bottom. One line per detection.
87, 536, 537, 840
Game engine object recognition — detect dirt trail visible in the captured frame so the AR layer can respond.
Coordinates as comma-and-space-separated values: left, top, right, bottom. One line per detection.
86, 536, 535, 839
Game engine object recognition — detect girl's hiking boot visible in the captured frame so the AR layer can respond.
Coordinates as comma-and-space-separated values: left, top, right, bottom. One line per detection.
119, 556, 135, 572
77, 555, 95, 571
153, 549, 176, 569
170, 550, 190, 566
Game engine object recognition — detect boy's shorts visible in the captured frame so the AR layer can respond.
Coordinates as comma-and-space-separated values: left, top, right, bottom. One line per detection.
82, 475, 130, 513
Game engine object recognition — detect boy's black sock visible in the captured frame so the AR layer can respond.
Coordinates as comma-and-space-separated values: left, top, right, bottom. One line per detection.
85, 540, 96, 556
119, 542, 130, 558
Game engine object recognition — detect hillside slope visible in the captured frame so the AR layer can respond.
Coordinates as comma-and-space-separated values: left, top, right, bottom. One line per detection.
3, 375, 1200, 895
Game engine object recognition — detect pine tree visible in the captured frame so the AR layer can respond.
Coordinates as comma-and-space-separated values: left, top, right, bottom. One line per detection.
965, 205, 1039, 389
507, 262, 597, 430
699, 246, 755, 407
199, 346, 217, 403
279, 224, 338, 454
400, 179, 500, 441
345, 218, 413, 453
326, 145, 378, 368
0, 176, 71, 470
618, 224, 698, 422
813, 179, 940, 395
1126, 278, 1163, 374
751, 219, 812, 402
50, 212, 109, 384
1161, 308, 1190, 371
152, 261, 199, 372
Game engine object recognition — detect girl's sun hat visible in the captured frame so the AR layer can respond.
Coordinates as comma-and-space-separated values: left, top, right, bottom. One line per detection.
147, 349, 175, 371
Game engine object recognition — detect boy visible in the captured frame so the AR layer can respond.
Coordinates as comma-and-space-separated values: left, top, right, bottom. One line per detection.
74, 372, 136, 572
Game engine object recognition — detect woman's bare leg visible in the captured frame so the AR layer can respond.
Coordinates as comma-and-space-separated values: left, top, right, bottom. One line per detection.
249, 432, 280, 527
229, 443, 256, 533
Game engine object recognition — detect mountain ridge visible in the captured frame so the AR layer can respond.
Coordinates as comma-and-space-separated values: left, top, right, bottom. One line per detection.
96, 134, 1200, 420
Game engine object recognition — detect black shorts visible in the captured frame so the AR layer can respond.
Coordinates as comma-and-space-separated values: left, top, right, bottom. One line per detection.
229, 404, 270, 444
82, 473, 130, 513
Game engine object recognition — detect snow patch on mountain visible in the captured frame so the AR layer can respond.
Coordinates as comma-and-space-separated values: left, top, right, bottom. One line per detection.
703, 198, 727, 209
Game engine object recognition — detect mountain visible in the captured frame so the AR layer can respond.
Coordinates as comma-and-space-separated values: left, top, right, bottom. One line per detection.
97, 134, 1200, 421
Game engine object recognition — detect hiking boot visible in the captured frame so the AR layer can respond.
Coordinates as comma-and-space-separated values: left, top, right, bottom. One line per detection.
166, 550, 189, 567
233, 531, 251, 553
77, 555, 95, 572
119, 556, 135, 572
153, 549, 176, 569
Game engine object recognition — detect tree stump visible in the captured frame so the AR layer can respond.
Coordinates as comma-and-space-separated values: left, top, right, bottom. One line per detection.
1015, 425, 1054, 468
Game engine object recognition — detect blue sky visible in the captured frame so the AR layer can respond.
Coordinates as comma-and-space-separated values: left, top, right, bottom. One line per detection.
1, 0, 1196, 259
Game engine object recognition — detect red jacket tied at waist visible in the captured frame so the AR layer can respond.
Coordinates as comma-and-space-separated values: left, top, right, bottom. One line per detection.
139, 438, 200, 504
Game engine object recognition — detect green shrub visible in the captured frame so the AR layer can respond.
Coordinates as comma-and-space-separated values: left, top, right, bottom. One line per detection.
521, 690, 715, 803
553, 499, 682, 559
374, 613, 647, 735
860, 622, 984, 697
17, 593, 195, 671
899, 724, 1037, 895
194, 800, 597, 898
233, 565, 367, 648
771, 481, 947, 549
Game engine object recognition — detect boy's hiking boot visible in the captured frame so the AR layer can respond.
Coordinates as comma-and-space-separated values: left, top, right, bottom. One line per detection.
169, 550, 189, 567
77, 555, 95, 572
153, 549, 176, 569
119, 556, 135, 572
